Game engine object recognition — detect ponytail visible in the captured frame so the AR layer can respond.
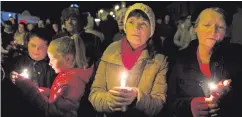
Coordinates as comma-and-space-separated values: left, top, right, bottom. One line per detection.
71, 34, 88, 69
50, 35, 88, 69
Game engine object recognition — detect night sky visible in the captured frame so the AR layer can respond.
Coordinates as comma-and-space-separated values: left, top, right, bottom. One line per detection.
1, 1, 172, 22
1, 1, 241, 24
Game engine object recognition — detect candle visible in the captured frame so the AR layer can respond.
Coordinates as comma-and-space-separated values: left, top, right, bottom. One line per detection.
120, 72, 128, 112
20, 69, 29, 78
120, 72, 127, 87
206, 79, 232, 102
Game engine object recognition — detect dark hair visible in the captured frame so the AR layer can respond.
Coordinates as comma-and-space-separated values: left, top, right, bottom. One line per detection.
127, 9, 149, 23
50, 35, 88, 69
60, 7, 86, 32
18, 22, 26, 31
29, 28, 52, 45
5, 21, 12, 26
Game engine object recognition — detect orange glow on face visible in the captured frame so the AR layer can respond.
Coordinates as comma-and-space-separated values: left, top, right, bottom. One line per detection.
195, 9, 226, 49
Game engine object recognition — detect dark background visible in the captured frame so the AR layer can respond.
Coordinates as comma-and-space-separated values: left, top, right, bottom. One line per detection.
1, 1, 241, 24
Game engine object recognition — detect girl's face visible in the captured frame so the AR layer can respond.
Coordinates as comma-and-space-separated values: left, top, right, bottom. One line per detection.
48, 44, 73, 73
125, 16, 150, 49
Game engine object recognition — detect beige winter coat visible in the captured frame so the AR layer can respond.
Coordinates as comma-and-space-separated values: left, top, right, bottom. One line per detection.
89, 40, 168, 116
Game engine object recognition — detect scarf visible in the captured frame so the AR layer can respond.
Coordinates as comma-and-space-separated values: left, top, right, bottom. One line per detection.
121, 37, 146, 70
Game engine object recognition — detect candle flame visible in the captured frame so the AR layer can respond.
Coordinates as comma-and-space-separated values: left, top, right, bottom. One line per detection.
20, 69, 29, 78
208, 82, 217, 91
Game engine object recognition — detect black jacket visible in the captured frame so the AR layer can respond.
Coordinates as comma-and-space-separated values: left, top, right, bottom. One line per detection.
12, 55, 56, 88
2, 55, 56, 117
167, 40, 242, 117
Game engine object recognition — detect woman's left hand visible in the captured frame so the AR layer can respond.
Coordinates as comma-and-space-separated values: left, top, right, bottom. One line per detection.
111, 87, 138, 106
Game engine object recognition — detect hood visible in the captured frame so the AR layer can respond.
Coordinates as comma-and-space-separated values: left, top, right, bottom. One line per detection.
63, 67, 94, 83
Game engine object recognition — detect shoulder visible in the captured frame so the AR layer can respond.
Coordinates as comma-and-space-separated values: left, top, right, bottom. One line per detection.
153, 54, 167, 66
102, 40, 121, 59
52, 32, 69, 40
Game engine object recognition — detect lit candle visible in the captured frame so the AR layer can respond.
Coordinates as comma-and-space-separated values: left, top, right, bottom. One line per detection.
120, 71, 128, 112
20, 69, 29, 78
120, 72, 127, 87
206, 79, 232, 102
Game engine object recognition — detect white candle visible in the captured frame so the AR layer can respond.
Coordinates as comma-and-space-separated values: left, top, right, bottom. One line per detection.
120, 72, 128, 112
120, 72, 127, 87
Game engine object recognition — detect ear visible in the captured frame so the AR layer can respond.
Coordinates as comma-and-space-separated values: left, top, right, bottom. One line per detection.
64, 54, 74, 65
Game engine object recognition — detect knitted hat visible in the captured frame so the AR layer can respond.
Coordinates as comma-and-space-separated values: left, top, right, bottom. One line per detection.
123, 3, 155, 38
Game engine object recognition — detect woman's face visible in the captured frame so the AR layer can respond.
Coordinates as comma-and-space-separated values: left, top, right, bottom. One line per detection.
125, 16, 150, 49
195, 10, 226, 49
184, 15, 192, 27
18, 24, 25, 33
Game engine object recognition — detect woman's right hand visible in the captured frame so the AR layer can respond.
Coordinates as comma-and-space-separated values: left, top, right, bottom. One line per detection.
191, 97, 220, 117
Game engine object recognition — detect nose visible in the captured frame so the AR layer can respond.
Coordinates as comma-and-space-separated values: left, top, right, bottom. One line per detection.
208, 25, 218, 37
66, 18, 71, 24
133, 23, 141, 32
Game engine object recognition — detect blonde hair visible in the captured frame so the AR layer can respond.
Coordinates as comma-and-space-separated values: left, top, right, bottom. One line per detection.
50, 35, 88, 69
194, 7, 227, 29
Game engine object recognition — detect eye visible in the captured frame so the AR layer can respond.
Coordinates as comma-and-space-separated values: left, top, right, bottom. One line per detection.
128, 20, 134, 24
31, 44, 36, 48
203, 24, 211, 27
140, 22, 148, 26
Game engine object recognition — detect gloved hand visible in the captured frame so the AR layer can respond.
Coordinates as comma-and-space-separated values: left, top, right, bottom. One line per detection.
191, 97, 220, 117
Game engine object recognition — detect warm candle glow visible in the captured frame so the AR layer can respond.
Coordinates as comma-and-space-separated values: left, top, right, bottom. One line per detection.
120, 72, 127, 87
223, 79, 231, 86
208, 82, 217, 91
20, 69, 29, 78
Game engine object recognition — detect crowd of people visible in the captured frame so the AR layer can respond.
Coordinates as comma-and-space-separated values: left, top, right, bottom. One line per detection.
1, 2, 242, 117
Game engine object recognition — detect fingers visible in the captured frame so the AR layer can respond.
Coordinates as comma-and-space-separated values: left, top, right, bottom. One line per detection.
109, 90, 129, 98
198, 104, 209, 111
209, 108, 220, 114
197, 110, 209, 116
208, 103, 218, 109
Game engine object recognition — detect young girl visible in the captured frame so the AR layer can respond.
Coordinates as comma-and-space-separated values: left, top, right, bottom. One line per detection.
11, 35, 94, 117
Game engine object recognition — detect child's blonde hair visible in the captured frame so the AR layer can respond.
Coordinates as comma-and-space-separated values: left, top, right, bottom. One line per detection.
50, 35, 88, 69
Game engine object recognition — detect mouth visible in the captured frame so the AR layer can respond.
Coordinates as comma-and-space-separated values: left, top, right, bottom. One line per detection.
207, 38, 217, 41
33, 53, 40, 56
132, 34, 140, 37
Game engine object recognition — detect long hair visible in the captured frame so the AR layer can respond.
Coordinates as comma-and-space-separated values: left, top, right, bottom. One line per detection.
50, 36, 88, 69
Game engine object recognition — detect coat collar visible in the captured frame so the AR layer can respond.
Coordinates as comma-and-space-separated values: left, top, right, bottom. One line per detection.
101, 40, 151, 65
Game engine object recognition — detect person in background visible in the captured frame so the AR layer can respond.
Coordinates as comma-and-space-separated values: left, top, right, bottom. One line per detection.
13, 22, 27, 47
84, 15, 104, 42
52, 23, 60, 35
27, 23, 35, 32
89, 3, 168, 117
167, 7, 242, 117
38, 20, 45, 28
113, 8, 127, 41
173, 15, 194, 51
1, 20, 14, 53
230, 5, 242, 45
